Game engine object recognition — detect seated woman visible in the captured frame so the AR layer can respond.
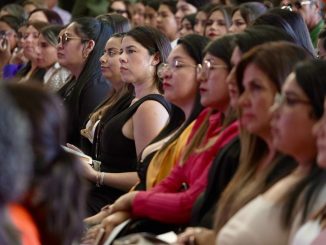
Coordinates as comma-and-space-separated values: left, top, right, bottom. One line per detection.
179, 14, 196, 38
193, 3, 217, 36
0, 88, 37, 245
78, 26, 172, 215
6, 83, 87, 245
228, 2, 267, 33
57, 17, 111, 146
290, 64, 326, 245
35, 24, 70, 92
15, 21, 48, 83
216, 55, 326, 245
204, 5, 232, 40
0, 15, 24, 77
156, 0, 179, 48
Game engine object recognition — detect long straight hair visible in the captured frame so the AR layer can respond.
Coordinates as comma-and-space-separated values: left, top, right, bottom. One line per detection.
214, 42, 311, 232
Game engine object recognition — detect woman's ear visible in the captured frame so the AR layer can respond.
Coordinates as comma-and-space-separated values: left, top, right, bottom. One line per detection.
82, 40, 96, 59
151, 52, 161, 66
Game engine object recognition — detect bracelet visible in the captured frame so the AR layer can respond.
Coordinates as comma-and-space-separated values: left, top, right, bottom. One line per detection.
96, 171, 101, 187
96, 171, 105, 187
100, 172, 105, 186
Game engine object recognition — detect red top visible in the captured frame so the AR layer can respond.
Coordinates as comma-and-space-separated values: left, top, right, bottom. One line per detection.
132, 109, 239, 224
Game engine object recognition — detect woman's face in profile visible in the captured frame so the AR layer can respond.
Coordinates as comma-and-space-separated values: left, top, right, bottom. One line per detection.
313, 99, 326, 169
56, 23, 87, 71
119, 36, 156, 84
271, 73, 317, 162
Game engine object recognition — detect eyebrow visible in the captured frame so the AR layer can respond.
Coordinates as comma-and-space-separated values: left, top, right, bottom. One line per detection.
125, 45, 137, 49
172, 56, 187, 60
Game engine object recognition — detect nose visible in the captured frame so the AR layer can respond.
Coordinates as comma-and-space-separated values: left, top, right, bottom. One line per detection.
100, 53, 107, 64
35, 45, 41, 55
156, 14, 162, 24
56, 39, 63, 50
238, 90, 250, 108
196, 68, 207, 84
229, 24, 236, 33
119, 51, 127, 64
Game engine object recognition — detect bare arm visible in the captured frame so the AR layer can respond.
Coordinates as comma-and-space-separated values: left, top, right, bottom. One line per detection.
132, 100, 170, 156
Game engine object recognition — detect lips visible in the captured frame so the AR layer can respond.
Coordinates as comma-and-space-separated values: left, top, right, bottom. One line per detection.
101, 66, 110, 71
199, 86, 207, 93
57, 52, 64, 59
208, 32, 218, 38
120, 65, 128, 71
240, 112, 255, 125
163, 82, 171, 89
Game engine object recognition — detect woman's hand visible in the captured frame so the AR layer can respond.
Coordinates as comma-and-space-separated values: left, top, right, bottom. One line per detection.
66, 143, 97, 181
109, 191, 139, 214
101, 211, 131, 238
177, 227, 216, 245
80, 224, 105, 245
84, 206, 111, 227
79, 156, 97, 181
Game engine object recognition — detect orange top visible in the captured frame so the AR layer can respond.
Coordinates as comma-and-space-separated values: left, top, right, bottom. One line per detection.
8, 204, 41, 245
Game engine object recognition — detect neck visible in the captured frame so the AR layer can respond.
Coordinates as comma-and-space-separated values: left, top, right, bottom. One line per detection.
293, 164, 312, 177
295, 155, 316, 170
257, 133, 277, 171
134, 79, 159, 98
178, 99, 196, 121
69, 64, 85, 79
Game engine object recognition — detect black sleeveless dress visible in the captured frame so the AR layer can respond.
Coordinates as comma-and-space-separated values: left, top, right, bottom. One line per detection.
80, 90, 135, 156
87, 94, 171, 215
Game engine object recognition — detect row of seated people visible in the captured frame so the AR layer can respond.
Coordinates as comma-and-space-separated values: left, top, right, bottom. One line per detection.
0, 1, 325, 245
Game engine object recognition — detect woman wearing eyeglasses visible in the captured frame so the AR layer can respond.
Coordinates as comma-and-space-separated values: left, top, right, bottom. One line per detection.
279, 60, 326, 245
0, 15, 21, 78
57, 17, 111, 147
107, 0, 130, 19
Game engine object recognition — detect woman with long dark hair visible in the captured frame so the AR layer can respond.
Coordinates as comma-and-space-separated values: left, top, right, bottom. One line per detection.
57, 17, 112, 146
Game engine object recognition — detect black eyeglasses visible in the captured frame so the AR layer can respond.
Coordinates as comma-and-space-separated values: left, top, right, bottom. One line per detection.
108, 7, 127, 15
281, 0, 312, 11
57, 33, 88, 46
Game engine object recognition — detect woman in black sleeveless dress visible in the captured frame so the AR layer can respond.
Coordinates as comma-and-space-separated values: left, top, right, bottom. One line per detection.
80, 26, 172, 215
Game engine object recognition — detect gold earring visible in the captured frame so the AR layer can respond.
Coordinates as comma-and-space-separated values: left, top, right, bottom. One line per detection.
82, 51, 89, 59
